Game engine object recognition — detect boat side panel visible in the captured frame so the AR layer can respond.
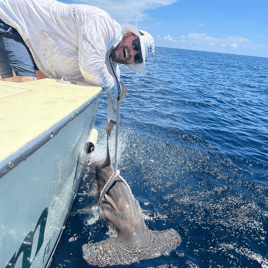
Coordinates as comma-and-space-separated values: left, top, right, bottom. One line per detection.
0, 97, 100, 268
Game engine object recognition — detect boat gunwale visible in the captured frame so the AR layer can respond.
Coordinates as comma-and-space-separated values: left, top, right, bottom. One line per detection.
0, 89, 102, 179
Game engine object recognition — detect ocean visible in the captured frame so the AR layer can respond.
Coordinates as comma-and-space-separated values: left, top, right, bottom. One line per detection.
50, 47, 268, 268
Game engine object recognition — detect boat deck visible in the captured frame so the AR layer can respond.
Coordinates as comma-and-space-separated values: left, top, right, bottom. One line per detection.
0, 79, 102, 162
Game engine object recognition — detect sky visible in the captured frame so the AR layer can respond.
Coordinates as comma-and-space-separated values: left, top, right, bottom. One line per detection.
64, 0, 268, 58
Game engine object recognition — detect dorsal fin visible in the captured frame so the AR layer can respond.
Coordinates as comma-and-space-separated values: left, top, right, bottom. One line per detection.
101, 133, 111, 168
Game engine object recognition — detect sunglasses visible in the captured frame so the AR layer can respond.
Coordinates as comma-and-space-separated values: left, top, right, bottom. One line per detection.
132, 39, 143, 64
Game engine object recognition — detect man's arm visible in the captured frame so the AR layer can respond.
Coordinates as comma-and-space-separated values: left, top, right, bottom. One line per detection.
78, 16, 116, 88
105, 81, 127, 136
79, 16, 121, 134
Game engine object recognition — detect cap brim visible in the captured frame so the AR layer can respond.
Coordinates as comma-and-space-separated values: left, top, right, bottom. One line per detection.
121, 23, 140, 37
121, 24, 146, 73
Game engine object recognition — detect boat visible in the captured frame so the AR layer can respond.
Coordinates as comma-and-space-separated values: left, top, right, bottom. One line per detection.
0, 78, 102, 268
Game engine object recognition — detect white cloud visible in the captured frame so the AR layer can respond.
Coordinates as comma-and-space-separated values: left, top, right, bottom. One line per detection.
179, 35, 186, 42
184, 33, 251, 49
70, 0, 178, 22
231, 43, 238, 48
163, 34, 177, 42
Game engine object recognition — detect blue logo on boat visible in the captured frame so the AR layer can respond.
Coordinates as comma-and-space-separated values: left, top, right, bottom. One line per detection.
5, 208, 48, 268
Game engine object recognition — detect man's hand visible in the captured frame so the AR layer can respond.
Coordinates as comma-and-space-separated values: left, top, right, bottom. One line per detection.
105, 120, 115, 136
104, 82, 126, 136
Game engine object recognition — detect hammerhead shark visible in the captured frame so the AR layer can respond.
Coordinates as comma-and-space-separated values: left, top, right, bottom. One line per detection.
82, 139, 181, 266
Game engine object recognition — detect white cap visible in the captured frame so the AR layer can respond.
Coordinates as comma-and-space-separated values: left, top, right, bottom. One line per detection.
121, 23, 155, 73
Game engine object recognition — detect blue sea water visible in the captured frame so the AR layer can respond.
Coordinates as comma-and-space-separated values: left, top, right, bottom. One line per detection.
50, 47, 268, 268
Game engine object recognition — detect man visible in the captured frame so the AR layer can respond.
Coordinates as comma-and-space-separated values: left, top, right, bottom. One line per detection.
0, 0, 155, 134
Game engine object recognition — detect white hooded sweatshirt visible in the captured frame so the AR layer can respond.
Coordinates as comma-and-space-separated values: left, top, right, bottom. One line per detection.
0, 0, 123, 121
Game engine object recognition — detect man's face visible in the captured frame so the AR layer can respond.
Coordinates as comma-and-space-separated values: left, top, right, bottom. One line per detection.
111, 32, 142, 64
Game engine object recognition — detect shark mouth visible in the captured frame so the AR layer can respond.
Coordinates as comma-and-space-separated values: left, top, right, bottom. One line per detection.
82, 229, 181, 267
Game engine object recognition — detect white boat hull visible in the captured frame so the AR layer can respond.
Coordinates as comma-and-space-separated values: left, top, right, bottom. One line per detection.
0, 80, 102, 268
